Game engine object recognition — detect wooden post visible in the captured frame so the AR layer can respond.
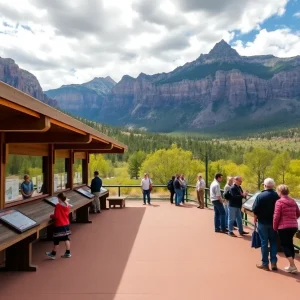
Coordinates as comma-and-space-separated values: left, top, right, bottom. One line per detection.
43, 144, 54, 195
66, 150, 74, 190
82, 152, 89, 185
0, 133, 6, 210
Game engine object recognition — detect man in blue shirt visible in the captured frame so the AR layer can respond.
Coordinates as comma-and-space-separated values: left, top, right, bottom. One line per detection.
21, 174, 34, 200
91, 171, 102, 213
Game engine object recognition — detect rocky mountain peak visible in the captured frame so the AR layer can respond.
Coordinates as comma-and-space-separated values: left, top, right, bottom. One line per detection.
207, 39, 240, 60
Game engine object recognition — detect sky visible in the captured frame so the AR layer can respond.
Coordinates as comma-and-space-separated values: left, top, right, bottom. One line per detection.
0, 0, 299, 90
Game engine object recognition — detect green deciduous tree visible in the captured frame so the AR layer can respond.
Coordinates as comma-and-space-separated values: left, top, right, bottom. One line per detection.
140, 144, 204, 185
128, 151, 147, 179
244, 148, 275, 190
270, 151, 291, 184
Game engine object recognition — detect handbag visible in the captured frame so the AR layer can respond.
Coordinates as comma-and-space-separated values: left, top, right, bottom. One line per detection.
251, 224, 261, 249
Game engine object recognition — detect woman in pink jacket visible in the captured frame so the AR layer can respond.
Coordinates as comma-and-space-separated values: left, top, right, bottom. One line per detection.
273, 184, 300, 273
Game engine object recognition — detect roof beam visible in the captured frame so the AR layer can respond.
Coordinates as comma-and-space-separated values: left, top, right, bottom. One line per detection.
0, 115, 50, 132
88, 148, 125, 154
54, 142, 113, 150
5, 133, 92, 144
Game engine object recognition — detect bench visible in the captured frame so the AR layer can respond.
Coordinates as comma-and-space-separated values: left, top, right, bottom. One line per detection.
0, 187, 94, 272
107, 196, 126, 209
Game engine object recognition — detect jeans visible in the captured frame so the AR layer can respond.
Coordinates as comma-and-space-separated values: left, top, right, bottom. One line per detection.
170, 191, 175, 204
143, 189, 150, 204
223, 202, 229, 228
175, 188, 182, 205
182, 188, 186, 203
278, 228, 298, 259
212, 200, 226, 232
257, 222, 278, 266
228, 206, 243, 234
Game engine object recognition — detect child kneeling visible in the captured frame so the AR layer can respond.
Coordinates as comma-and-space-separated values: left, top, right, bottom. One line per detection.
46, 192, 72, 259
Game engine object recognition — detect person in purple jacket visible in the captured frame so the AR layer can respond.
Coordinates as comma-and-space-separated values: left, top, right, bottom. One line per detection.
273, 184, 300, 274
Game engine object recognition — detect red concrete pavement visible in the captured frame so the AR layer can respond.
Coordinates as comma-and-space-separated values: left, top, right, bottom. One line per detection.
0, 201, 299, 300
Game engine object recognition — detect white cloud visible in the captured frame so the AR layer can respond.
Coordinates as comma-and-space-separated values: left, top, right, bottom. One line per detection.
0, 0, 292, 90
294, 11, 300, 18
233, 28, 300, 58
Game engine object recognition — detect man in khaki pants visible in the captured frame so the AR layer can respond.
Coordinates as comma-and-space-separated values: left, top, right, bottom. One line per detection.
196, 174, 205, 209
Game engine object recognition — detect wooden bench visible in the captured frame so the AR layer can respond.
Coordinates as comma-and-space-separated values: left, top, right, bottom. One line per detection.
107, 196, 126, 209
0, 188, 94, 272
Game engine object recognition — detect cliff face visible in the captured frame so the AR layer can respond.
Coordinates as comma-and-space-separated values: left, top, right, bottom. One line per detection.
97, 40, 300, 131
45, 77, 116, 117
0, 57, 58, 107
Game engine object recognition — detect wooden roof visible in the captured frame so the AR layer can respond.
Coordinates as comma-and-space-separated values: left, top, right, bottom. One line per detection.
0, 81, 127, 153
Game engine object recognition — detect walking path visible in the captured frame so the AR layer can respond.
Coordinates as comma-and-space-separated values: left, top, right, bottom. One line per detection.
1, 201, 299, 300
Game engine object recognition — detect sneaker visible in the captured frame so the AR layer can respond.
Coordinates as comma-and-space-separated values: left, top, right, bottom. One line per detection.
220, 229, 228, 234
148, 203, 151, 205
143, 203, 146, 205
271, 263, 278, 271
46, 252, 56, 260
284, 266, 298, 274
239, 231, 249, 235
197, 206, 201, 208
61, 253, 72, 258
97, 210, 101, 213
228, 232, 237, 237
256, 264, 270, 271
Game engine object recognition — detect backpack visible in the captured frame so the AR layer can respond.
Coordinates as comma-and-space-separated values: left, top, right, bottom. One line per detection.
167, 180, 173, 191
224, 189, 232, 200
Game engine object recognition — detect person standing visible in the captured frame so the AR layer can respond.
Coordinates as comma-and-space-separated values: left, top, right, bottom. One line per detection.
228, 176, 249, 237
21, 174, 34, 200
196, 174, 205, 209
223, 176, 233, 228
273, 184, 300, 273
210, 173, 226, 233
180, 174, 187, 204
167, 176, 176, 204
46, 192, 72, 259
91, 171, 102, 213
141, 173, 152, 205
174, 174, 183, 206
253, 178, 279, 271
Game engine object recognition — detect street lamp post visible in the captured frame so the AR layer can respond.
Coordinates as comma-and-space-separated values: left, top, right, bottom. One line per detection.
205, 152, 209, 208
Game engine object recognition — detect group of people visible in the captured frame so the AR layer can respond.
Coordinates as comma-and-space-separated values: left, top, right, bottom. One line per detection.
167, 174, 189, 206
211, 173, 300, 274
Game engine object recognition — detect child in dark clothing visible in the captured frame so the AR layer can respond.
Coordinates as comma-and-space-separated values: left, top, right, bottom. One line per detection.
46, 192, 72, 259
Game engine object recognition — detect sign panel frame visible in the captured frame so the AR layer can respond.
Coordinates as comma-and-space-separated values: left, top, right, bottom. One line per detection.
0, 209, 38, 233
75, 188, 94, 199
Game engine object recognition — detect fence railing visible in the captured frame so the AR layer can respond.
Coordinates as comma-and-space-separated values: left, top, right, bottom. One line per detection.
103, 183, 300, 250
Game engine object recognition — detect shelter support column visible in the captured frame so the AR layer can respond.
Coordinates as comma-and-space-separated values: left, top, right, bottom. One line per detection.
82, 152, 89, 185
0, 133, 6, 210
66, 150, 73, 190
43, 144, 54, 195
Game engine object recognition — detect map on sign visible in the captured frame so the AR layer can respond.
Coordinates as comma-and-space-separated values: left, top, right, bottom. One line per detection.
242, 192, 261, 211
0, 209, 38, 233
76, 188, 94, 199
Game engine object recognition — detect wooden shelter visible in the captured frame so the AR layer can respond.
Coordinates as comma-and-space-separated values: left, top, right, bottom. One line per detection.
0, 81, 126, 271
0, 81, 126, 209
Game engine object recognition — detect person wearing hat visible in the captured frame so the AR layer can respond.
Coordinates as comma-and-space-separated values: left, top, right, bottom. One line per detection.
252, 178, 280, 271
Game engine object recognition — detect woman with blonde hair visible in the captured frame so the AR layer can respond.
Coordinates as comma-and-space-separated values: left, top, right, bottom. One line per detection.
223, 176, 233, 229
273, 184, 300, 273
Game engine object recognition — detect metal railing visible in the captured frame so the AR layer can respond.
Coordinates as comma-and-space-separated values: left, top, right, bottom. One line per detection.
102, 183, 300, 250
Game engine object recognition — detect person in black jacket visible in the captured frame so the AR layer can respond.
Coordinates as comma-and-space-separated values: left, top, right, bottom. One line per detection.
167, 176, 175, 204
90, 171, 102, 213
228, 176, 249, 237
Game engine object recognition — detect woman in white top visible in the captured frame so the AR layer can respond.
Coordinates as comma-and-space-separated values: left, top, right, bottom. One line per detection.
223, 176, 233, 229
141, 173, 152, 205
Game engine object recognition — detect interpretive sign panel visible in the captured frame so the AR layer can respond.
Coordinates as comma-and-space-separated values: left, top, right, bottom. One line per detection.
44, 196, 73, 207
5, 178, 19, 202
75, 188, 94, 199
0, 209, 38, 233
242, 192, 260, 211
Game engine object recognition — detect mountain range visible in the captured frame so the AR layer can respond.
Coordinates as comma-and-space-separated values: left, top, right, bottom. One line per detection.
1, 40, 300, 135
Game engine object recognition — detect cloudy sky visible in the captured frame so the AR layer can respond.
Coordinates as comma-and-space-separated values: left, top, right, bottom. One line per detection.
0, 0, 300, 90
